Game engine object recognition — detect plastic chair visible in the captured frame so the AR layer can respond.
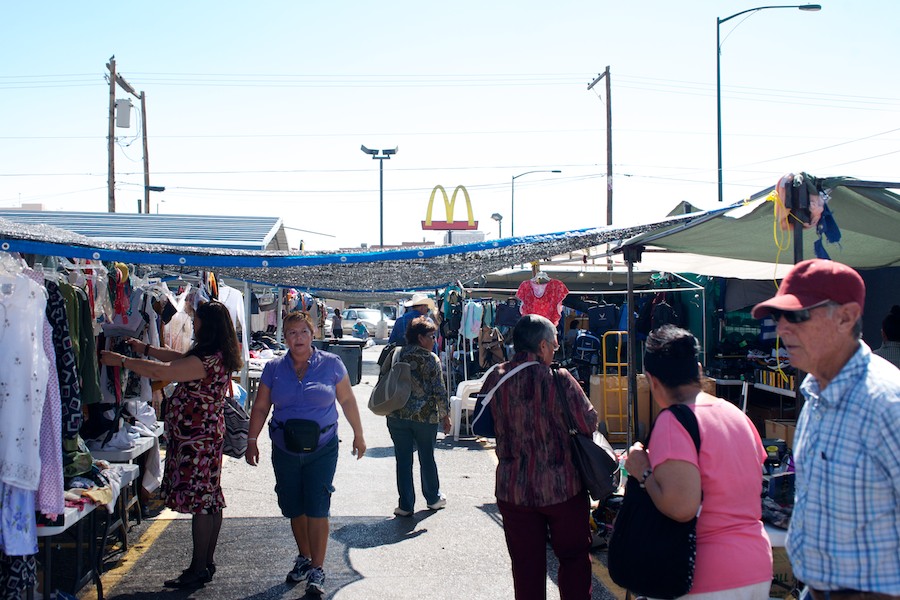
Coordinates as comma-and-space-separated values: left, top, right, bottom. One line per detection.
450, 364, 500, 440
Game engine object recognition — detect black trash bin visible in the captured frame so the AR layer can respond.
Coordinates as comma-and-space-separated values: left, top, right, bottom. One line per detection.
323, 338, 366, 386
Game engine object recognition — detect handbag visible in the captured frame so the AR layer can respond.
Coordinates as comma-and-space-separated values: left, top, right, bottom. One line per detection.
471, 361, 539, 437
256, 291, 277, 312
222, 393, 250, 459
368, 347, 412, 416
607, 403, 702, 599
551, 368, 619, 501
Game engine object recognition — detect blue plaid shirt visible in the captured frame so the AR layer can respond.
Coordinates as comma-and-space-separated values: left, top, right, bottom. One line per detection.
787, 342, 900, 594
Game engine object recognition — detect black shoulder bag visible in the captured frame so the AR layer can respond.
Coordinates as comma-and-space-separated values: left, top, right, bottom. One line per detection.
552, 367, 619, 502
607, 403, 701, 600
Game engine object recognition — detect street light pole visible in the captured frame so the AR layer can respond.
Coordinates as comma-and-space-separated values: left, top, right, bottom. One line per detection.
361, 145, 398, 248
511, 169, 562, 237
716, 4, 821, 202
491, 212, 503, 238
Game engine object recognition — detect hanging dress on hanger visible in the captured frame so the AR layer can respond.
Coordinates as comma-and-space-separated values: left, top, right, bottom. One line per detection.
516, 277, 569, 326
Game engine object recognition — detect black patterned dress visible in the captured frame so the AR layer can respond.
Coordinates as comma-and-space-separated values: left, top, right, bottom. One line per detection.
160, 352, 229, 514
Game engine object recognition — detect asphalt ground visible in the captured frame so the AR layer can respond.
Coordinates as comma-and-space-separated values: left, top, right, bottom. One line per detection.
78, 343, 628, 600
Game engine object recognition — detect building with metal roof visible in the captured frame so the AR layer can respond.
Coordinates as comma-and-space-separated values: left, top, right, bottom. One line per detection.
0, 210, 290, 251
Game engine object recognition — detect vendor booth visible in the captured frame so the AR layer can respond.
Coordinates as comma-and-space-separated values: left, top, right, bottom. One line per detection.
2, 173, 898, 598
613, 174, 900, 445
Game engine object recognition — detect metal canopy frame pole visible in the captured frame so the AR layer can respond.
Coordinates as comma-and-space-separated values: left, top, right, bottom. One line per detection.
623, 245, 644, 448
241, 281, 251, 391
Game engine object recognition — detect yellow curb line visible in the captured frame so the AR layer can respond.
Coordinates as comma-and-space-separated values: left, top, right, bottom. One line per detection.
591, 558, 629, 600
79, 515, 175, 600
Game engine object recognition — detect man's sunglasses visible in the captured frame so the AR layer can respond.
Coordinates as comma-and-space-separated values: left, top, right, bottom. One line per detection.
768, 300, 833, 324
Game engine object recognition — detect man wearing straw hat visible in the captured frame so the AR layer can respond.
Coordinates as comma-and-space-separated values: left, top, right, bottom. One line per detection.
389, 293, 437, 345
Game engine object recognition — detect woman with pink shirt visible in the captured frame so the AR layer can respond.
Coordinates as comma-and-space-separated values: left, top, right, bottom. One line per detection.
624, 325, 772, 599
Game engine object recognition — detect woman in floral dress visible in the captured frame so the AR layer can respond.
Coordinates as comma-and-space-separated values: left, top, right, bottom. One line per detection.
101, 300, 243, 589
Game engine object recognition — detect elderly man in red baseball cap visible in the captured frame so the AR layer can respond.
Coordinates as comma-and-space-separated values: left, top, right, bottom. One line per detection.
752, 259, 900, 599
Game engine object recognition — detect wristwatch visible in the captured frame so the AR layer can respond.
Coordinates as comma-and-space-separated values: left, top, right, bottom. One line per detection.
639, 468, 653, 487
120, 356, 127, 368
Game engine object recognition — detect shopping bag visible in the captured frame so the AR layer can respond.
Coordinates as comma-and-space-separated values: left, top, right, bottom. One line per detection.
222, 395, 250, 458
607, 404, 701, 599
368, 347, 412, 416
470, 361, 539, 438
471, 393, 494, 437
552, 368, 619, 501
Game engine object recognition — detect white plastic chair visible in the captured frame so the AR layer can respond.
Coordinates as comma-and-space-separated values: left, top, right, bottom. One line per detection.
450, 364, 500, 440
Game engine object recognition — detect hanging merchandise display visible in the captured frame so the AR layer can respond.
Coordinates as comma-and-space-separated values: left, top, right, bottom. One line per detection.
516, 269, 569, 326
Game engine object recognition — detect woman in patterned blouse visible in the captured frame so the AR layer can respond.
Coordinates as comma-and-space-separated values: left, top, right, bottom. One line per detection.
480, 314, 598, 600
387, 316, 451, 517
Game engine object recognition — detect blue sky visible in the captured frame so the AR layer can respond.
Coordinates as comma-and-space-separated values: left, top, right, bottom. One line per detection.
1, 1, 897, 251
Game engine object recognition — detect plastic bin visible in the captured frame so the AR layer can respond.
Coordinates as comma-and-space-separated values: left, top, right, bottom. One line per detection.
324, 339, 366, 386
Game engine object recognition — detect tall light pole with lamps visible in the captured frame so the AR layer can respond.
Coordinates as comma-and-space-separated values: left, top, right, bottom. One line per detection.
716, 4, 821, 202
511, 169, 561, 237
490, 212, 503, 238
360, 145, 398, 248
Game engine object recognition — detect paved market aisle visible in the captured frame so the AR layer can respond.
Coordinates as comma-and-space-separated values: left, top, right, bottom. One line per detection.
84, 343, 623, 600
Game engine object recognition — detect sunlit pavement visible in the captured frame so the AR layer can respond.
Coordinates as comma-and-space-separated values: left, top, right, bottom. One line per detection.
83, 343, 624, 600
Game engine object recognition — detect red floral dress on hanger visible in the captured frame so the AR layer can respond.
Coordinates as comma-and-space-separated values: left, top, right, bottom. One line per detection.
516, 278, 569, 326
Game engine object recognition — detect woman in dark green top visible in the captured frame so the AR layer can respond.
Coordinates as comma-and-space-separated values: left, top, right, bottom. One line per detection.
387, 316, 451, 516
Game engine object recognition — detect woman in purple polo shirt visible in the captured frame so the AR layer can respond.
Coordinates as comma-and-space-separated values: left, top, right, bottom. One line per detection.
246, 311, 366, 597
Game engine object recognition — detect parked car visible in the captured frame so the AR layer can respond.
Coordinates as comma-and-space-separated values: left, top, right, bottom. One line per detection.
342, 308, 394, 338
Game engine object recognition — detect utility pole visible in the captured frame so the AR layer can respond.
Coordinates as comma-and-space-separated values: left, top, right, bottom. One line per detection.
107, 56, 153, 213
140, 92, 150, 213
587, 66, 613, 226
107, 56, 116, 212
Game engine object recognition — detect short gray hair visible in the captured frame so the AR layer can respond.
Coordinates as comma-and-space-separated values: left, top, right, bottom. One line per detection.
512, 314, 557, 354
824, 301, 863, 340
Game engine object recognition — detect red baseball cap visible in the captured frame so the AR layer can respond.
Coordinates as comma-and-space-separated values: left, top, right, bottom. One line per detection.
751, 259, 865, 319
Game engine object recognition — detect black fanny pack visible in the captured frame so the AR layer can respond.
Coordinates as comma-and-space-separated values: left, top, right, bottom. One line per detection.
272, 418, 335, 453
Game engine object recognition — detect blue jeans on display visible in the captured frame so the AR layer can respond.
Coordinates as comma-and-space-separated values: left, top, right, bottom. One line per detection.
386, 417, 441, 512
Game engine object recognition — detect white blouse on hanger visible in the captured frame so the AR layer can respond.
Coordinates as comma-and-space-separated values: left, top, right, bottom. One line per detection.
0, 273, 51, 491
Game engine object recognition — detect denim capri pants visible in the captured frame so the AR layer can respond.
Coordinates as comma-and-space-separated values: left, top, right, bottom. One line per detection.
271, 434, 339, 518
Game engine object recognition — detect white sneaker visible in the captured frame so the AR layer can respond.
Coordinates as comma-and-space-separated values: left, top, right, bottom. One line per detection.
393, 507, 413, 517
427, 496, 447, 510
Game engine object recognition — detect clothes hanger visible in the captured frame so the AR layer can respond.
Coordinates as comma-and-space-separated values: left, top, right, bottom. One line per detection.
532, 270, 551, 283
0, 251, 26, 276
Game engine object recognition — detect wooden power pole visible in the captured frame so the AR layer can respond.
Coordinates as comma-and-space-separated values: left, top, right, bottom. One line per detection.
587, 66, 613, 226
107, 56, 152, 213
107, 56, 116, 212
140, 92, 150, 213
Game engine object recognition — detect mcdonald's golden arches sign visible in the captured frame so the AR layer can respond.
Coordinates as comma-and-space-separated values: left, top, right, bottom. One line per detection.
421, 185, 478, 231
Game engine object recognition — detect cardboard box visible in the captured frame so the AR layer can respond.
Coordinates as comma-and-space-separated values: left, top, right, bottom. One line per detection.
590, 374, 650, 442
647, 375, 716, 422
765, 419, 797, 450
770, 547, 796, 599
747, 400, 783, 438
588, 374, 605, 418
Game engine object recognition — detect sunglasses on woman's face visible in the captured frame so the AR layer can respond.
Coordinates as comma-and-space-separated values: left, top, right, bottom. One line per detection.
768, 300, 832, 324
